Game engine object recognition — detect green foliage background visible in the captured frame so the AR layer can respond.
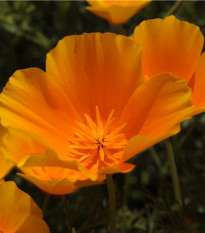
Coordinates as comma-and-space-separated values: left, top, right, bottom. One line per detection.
1, 1, 205, 233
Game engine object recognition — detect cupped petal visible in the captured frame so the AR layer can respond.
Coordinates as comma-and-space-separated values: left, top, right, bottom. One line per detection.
86, 1, 151, 24
120, 73, 193, 141
46, 33, 143, 119
0, 68, 79, 156
0, 181, 44, 232
188, 52, 205, 115
134, 15, 204, 82
16, 215, 49, 233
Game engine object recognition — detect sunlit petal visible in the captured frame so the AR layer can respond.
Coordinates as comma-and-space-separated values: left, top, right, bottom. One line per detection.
0, 68, 79, 156
46, 33, 143, 118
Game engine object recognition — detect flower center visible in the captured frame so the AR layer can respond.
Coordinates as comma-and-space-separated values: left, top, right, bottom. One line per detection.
67, 107, 127, 171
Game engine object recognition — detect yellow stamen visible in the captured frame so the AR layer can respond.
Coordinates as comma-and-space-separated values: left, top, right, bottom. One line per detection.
68, 107, 127, 171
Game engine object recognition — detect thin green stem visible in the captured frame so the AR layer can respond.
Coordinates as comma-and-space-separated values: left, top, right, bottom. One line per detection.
163, 0, 183, 18
61, 196, 71, 233
106, 174, 117, 233
42, 194, 50, 213
123, 172, 130, 206
149, 147, 169, 175
149, 147, 162, 170
0, 21, 51, 49
165, 139, 182, 206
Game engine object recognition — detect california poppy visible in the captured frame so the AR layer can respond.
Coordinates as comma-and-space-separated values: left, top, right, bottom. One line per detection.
86, 0, 151, 24
133, 15, 205, 115
0, 33, 193, 194
0, 181, 49, 233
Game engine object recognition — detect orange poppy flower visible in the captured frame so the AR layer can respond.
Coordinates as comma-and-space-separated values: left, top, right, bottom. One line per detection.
0, 33, 193, 194
133, 15, 205, 115
0, 181, 49, 233
86, 0, 151, 24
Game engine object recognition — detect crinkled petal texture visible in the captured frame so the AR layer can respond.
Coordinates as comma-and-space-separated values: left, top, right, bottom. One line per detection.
120, 73, 193, 161
0, 181, 49, 233
0, 33, 193, 188
134, 15, 204, 83
86, 0, 151, 24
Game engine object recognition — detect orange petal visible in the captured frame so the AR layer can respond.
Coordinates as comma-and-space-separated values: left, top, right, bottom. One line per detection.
97, 162, 135, 178
16, 215, 49, 233
189, 52, 205, 115
120, 73, 193, 140
0, 68, 79, 156
0, 125, 16, 178
87, 0, 150, 7
1, 127, 48, 163
86, 1, 151, 24
121, 126, 179, 162
0, 181, 46, 232
134, 15, 204, 82
18, 148, 81, 172
0, 179, 5, 184
78, 162, 135, 181
18, 173, 80, 195
46, 33, 143, 119
0, 156, 15, 179
18, 168, 103, 195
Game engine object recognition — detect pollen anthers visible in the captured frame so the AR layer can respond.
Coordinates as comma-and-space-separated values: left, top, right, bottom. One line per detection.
67, 107, 127, 170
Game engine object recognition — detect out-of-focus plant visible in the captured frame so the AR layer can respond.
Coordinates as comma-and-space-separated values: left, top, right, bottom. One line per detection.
0, 2, 50, 49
